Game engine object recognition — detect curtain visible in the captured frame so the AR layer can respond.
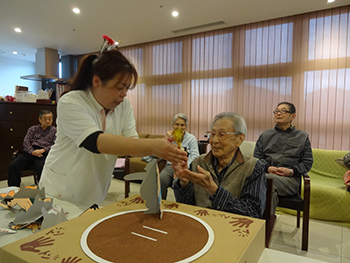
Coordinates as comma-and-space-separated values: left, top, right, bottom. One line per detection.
121, 5, 350, 150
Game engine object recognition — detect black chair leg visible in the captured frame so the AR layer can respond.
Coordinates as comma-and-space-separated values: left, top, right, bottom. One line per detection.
124, 181, 130, 198
297, 209, 300, 228
302, 206, 310, 251
34, 173, 38, 185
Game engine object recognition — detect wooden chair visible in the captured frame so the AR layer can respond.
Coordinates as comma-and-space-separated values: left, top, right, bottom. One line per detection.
277, 174, 310, 251
124, 140, 209, 198
263, 178, 277, 248
12, 150, 38, 185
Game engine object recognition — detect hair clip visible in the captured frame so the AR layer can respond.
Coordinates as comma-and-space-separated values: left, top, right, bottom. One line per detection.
99, 35, 120, 53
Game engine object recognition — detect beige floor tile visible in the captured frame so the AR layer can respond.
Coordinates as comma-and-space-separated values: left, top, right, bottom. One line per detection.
342, 227, 350, 261
309, 220, 342, 257
272, 214, 342, 257
270, 241, 341, 262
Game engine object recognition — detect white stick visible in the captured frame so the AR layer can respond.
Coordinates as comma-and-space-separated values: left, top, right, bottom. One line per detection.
131, 232, 157, 241
0, 228, 16, 234
143, 225, 168, 234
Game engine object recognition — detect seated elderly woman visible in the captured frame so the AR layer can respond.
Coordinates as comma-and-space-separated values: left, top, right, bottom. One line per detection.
173, 112, 266, 218
160, 113, 199, 200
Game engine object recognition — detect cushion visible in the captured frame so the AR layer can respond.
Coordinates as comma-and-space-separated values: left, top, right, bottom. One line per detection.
138, 133, 149, 138
240, 141, 255, 157
148, 134, 165, 139
129, 157, 148, 174
115, 158, 125, 169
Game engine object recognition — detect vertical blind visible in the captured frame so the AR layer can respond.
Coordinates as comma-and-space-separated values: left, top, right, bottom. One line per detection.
121, 5, 350, 150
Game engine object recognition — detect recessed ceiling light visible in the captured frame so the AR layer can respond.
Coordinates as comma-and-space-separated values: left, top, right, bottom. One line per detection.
172, 11, 179, 17
327, 0, 335, 2
73, 8, 80, 14
14, 28, 21, 33
13, 51, 18, 55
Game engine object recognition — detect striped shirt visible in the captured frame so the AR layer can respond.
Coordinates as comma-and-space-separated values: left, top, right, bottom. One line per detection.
23, 125, 57, 154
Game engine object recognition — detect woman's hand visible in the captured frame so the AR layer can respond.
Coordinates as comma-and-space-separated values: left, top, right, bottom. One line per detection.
152, 138, 188, 165
165, 130, 173, 138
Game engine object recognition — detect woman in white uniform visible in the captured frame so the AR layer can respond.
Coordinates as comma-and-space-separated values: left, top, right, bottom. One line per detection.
40, 37, 187, 206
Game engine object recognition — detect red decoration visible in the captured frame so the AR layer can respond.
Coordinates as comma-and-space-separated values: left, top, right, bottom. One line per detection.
5, 95, 16, 102
102, 34, 114, 45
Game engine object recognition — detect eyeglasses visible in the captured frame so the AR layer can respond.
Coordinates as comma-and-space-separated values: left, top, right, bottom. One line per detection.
273, 110, 291, 115
207, 131, 238, 140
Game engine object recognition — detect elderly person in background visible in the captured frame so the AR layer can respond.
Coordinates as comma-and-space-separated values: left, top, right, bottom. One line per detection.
8, 110, 56, 187
160, 113, 199, 200
173, 112, 266, 218
253, 102, 313, 213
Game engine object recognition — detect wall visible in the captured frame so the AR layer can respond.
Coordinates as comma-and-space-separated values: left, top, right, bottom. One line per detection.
118, 6, 350, 150
0, 57, 40, 97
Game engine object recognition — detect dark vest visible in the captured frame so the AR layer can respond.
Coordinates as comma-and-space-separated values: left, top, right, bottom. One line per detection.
192, 149, 258, 209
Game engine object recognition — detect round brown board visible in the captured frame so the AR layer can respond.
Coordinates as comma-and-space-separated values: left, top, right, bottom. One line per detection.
80, 209, 214, 263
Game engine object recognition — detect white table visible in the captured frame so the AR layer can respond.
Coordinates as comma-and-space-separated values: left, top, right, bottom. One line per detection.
0, 190, 87, 247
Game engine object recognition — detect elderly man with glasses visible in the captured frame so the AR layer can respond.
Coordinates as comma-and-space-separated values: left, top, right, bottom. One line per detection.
173, 112, 266, 219
253, 102, 313, 213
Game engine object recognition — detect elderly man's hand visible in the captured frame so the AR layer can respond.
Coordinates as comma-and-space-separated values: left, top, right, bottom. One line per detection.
267, 166, 278, 175
268, 166, 293, 177
172, 162, 189, 186
276, 167, 293, 177
177, 165, 218, 196
32, 149, 45, 158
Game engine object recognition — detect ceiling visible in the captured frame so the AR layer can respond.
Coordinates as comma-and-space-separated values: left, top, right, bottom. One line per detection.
0, 0, 348, 62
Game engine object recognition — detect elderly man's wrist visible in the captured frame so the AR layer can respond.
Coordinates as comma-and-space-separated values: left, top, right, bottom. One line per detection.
206, 184, 218, 196
179, 179, 189, 186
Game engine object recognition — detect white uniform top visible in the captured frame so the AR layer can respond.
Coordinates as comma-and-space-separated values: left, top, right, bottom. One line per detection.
40, 89, 138, 206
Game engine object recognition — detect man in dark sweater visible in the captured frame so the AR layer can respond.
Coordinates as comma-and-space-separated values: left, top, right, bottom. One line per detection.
253, 102, 313, 213
8, 110, 56, 187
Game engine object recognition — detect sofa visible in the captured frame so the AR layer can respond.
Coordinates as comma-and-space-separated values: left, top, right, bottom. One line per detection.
240, 141, 350, 224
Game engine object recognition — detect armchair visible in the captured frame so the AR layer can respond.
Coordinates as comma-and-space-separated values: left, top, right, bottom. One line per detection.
277, 173, 310, 251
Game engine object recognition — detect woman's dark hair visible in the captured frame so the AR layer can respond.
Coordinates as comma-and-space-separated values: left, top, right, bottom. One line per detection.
277, 101, 296, 114
65, 49, 138, 94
